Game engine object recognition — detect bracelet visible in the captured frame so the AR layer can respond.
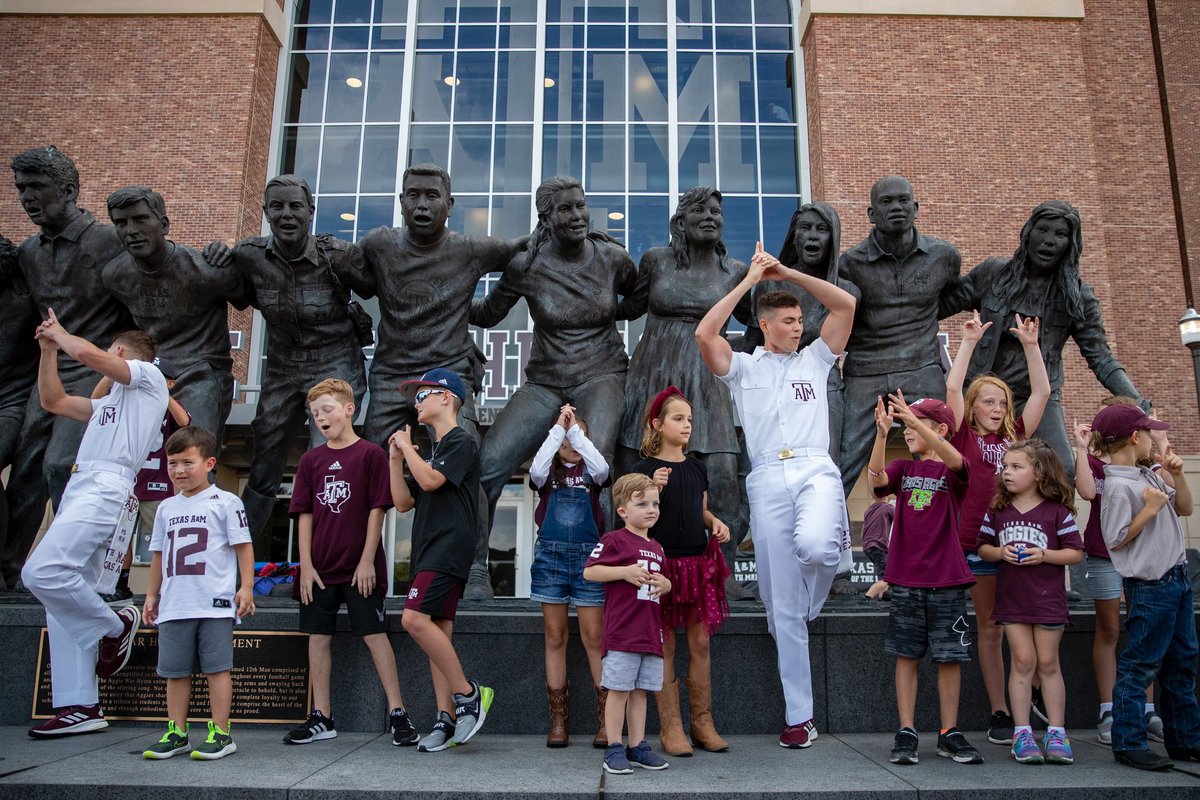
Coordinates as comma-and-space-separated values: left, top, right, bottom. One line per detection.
867, 466, 883, 478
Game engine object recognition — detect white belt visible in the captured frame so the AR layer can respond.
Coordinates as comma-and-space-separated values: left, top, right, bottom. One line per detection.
72, 460, 137, 484
750, 448, 829, 470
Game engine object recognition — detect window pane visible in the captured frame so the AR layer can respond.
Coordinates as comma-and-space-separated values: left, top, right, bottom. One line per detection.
297, 0, 333, 25
544, 51, 584, 121
715, 3, 751, 23
586, 52, 625, 121
458, 25, 497, 49
676, 0, 712, 23
330, 25, 371, 50
755, 26, 791, 50
499, 25, 537, 48
756, 53, 794, 122
629, 0, 667, 23
719, 195, 759, 264
715, 53, 754, 123
545, 24, 584, 49
411, 52, 454, 122
356, 195, 395, 239
333, 0, 371, 23
319, 127, 362, 192
365, 52, 404, 121
326, 53, 369, 121
542, 124, 583, 179
447, 194, 489, 236
496, 51, 535, 122
629, 52, 668, 121
715, 26, 754, 50
286, 53, 327, 124
759, 127, 799, 193
418, 0, 455, 23
408, 124, 450, 168
627, 195, 670, 262
588, 24, 625, 48
718, 125, 758, 192
677, 53, 713, 124
491, 195, 533, 238
374, 0, 407, 24
371, 25, 406, 49
360, 125, 400, 193
754, 0, 791, 25
547, 0, 586, 23
458, 0, 498, 23
315, 194, 357, 239
281, 126, 322, 188
588, 194, 625, 243
454, 52, 497, 121
499, 0, 536, 22
629, 123, 668, 192
588, 0, 625, 23
493, 125, 533, 192
629, 24, 666, 49
762, 196, 800, 258
416, 24, 455, 48
678, 124, 714, 189
450, 124, 493, 192
293, 26, 330, 51
585, 125, 625, 192
677, 24, 713, 50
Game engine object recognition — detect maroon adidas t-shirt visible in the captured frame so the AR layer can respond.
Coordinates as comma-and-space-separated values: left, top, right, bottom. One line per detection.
586, 528, 666, 657
1082, 454, 1110, 559
134, 410, 190, 501
951, 418, 1025, 553
979, 501, 1083, 625
290, 438, 392, 595
876, 458, 973, 589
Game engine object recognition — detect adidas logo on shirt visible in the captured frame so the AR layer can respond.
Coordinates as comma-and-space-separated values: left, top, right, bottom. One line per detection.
329, 460, 342, 470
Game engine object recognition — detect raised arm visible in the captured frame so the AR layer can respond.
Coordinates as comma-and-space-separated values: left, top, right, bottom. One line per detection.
37, 308, 133, 385
1073, 285, 1144, 406
946, 311, 992, 427
38, 336, 92, 422
753, 249, 856, 354
1012, 314, 1050, 433
867, 397, 894, 490
1073, 421, 1097, 501
889, 390, 964, 471
696, 246, 766, 376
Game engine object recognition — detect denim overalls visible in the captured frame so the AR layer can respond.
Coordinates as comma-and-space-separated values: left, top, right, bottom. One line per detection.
530, 468, 606, 606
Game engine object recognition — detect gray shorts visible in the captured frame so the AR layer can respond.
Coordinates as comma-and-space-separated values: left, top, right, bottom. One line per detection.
885, 585, 973, 664
157, 618, 235, 678
1086, 554, 1123, 601
600, 650, 664, 692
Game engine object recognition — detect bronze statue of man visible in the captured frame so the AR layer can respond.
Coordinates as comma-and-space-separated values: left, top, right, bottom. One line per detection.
469, 176, 639, 599
945, 201, 1142, 476
101, 185, 249, 451
836, 176, 962, 495
2, 147, 131, 588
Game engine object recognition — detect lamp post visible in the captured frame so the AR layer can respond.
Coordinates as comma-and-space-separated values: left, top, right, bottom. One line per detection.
1179, 308, 1200, 411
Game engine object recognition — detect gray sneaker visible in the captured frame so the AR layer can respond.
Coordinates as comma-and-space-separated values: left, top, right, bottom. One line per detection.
418, 711, 456, 753
143, 721, 190, 759
1146, 711, 1165, 743
450, 680, 494, 745
1097, 710, 1113, 745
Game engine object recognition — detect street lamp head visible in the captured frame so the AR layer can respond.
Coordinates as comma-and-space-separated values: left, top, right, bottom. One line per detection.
1179, 307, 1200, 348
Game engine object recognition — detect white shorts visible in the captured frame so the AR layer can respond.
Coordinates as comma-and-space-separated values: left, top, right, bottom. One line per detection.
601, 651, 664, 692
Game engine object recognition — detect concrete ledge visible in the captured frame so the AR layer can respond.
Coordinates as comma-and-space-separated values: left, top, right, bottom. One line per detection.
0, 1, 286, 45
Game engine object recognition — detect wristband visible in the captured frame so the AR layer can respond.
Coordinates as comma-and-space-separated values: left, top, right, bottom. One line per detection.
867, 466, 883, 478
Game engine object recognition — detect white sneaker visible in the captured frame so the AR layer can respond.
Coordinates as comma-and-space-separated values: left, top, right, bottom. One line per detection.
1146, 711, 1165, 743
1097, 710, 1113, 745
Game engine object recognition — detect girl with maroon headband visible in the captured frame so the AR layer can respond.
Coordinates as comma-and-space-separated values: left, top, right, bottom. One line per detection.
630, 386, 731, 757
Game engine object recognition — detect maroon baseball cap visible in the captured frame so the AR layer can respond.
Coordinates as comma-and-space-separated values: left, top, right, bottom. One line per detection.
908, 398, 956, 437
1091, 404, 1169, 443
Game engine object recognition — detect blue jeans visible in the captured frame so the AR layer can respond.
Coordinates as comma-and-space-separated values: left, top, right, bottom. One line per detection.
1112, 563, 1200, 752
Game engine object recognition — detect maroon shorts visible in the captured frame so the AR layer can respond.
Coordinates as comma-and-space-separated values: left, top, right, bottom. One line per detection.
405, 570, 465, 621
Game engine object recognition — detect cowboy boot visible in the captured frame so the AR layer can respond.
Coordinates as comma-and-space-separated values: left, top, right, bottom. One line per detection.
592, 686, 608, 748
656, 677, 693, 757
546, 683, 569, 747
687, 676, 730, 752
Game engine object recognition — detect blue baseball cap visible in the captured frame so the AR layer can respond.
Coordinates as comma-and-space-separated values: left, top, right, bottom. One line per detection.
399, 368, 468, 404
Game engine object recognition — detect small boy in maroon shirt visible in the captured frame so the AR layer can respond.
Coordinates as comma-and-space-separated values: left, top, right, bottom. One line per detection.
867, 392, 982, 766
585, 473, 673, 775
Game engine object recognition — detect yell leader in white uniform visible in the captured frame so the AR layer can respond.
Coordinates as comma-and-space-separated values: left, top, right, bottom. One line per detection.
696, 243, 856, 750
23, 309, 168, 737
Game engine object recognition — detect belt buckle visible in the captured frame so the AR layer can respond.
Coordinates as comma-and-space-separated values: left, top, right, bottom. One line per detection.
70, 463, 79, 474
778, 448, 794, 460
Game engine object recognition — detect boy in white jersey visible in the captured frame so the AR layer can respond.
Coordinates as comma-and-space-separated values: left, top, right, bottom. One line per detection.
23, 311, 168, 738
142, 426, 255, 760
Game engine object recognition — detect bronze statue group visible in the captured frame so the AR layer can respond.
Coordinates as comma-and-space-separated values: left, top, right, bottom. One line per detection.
2, 145, 1198, 773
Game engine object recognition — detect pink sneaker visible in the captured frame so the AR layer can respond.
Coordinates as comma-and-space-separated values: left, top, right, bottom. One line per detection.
96, 605, 139, 678
780, 720, 817, 749
29, 705, 108, 738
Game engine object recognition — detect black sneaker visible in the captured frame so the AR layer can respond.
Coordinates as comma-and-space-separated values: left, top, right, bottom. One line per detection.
890, 728, 919, 765
987, 710, 1015, 745
283, 710, 337, 744
1031, 687, 1049, 727
1114, 748, 1173, 771
390, 708, 418, 746
937, 728, 984, 764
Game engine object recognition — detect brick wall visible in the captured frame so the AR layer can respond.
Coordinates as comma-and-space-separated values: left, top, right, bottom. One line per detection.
802, 8, 1199, 454
0, 13, 281, 389
1157, 0, 1200, 305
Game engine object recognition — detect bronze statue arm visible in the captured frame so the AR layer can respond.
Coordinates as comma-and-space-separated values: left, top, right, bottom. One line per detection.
470, 268, 522, 328
1072, 287, 1144, 404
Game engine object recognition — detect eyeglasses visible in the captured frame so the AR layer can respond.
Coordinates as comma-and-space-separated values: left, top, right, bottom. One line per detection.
414, 389, 447, 404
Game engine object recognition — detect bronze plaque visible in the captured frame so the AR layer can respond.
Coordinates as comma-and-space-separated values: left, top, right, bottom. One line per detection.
32, 628, 310, 723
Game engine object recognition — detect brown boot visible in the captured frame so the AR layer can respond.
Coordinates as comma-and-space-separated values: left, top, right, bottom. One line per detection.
687, 677, 730, 752
592, 686, 608, 748
546, 683, 569, 748
656, 677, 693, 757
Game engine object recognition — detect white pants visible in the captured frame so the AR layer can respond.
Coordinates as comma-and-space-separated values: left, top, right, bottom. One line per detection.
747, 455, 845, 726
22, 470, 129, 708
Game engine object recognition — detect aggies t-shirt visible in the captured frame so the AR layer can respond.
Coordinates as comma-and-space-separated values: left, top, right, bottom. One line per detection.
631, 456, 708, 558
877, 458, 973, 589
979, 501, 1083, 625
1082, 454, 1110, 559
586, 528, 665, 657
150, 487, 252, 623
290, 439, 392, 594
406, 427, 479, 580
951, 419, 1025, 553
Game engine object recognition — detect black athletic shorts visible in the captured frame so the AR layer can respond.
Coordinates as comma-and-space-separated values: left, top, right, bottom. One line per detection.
884, 585, 972, 663
404, 570, 464, 622
299, 581, 387, 636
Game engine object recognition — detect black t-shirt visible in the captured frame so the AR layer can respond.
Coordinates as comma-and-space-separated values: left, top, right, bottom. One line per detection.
406, 426, 480, 579
631, 456, 708, 558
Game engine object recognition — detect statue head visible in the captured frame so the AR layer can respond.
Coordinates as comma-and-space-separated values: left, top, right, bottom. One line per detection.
778, 202, 841, 282
11, 146, 80, 232
401, 163, 453, 243
867, 175, 917, 238
669, 187, 728, 270
998, 201, 1086, 320
262, 174, 315, 253
536, 175, 589, 247
107, 185, 170, 264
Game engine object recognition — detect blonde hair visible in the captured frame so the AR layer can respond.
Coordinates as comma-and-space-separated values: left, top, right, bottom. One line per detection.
639, 395, 691, 457
613, 473, 657, 510
306, 378, 354, 405
964, 375, 1016, 440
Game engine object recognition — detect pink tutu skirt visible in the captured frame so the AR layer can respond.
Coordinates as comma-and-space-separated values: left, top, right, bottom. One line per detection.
660, 535, 730, 636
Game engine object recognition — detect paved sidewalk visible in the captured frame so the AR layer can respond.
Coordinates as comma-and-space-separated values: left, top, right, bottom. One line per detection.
1, 727, 1198, 799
